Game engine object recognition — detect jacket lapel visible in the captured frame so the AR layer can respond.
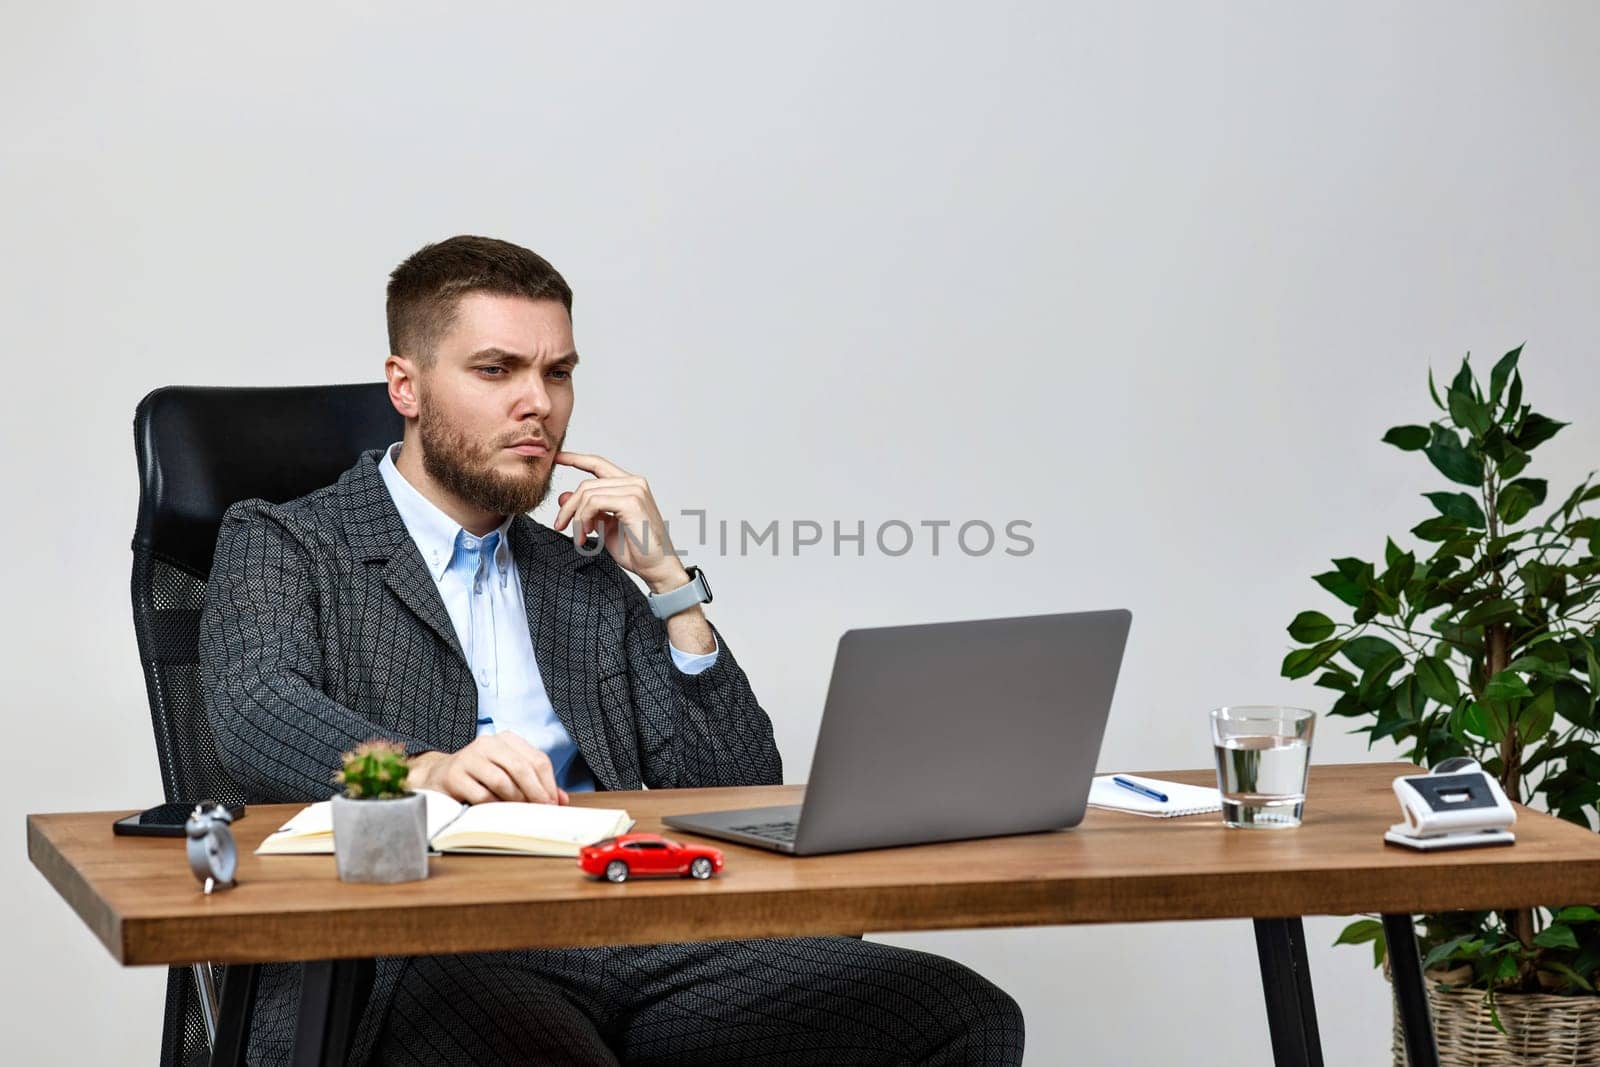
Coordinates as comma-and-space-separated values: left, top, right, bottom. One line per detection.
509, 516, 623, 792
339, 450, 468, 667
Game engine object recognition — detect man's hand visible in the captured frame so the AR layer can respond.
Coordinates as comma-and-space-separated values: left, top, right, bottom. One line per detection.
553, 450, 716, 656
552, 451, 688, 594
409, 734, 570, 805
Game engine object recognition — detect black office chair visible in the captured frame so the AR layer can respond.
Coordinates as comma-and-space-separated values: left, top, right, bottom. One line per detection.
131, 383, 401, 1067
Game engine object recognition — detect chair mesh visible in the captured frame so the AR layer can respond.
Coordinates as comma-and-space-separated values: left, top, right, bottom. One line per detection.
132, 549, 246, 1066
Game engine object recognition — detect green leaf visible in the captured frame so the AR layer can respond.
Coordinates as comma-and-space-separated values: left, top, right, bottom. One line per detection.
1313, 668, 1356, 693
1342, 635, 1402, 671
1382, 425, 1431, 451
1505, 653, 1567, 678
1422, 933, 1476, 970
1335, 919, 1388, 968
1414, 656, 1461, 705
1449, 355, 1474, 399
1411, 516, 1469, 543
1358, 653, 1405, 707
1335, 919, 1385, 945
1488, 345, 1522, 408
1424, 425, 1485, 487
1328, 691, 1363, 718
1513, 412, 1568, 451
1498, 484, 1535, 525
1459, 598, 1520, 629
1313, 570, 1365, 608
1487, 991, 1506, 1035
1503, 371, 1523, 426
1288, 611, 1336, 643
1431, 536, 1479, 559
1534, 923, 1579, 950
1282, 639, 1344, 680
1465, 700, 1503, 742
1497, 444, 1529, 479
1517, 685, 1556, 739
1482, 671, 1535, 702
1507, 477, 1547, 507
1496, 478, 1547, 527
1554, 906, 1600, 923
1554, 681, 1594, 730
1423, 491, 1487, 528
1428, 366, 1444, 410
1449, 385, 1492, 435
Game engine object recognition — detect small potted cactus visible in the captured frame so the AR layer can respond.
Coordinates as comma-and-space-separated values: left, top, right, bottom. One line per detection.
330, 739, 428, 884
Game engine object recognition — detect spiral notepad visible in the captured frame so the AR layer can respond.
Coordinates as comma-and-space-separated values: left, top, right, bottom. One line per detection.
1086, 774, 1222, 818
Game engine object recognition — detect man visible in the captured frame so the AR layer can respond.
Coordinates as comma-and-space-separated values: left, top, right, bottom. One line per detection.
199, 235, 1024, 1065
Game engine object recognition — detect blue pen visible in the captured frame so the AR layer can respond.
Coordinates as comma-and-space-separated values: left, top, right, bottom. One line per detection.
1112, 776, 1169, 803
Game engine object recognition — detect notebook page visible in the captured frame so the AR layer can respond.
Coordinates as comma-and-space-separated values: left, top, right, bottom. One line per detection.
255, 789, 466, 854
429, 800, 632, 853
1086, 775, 1221, 818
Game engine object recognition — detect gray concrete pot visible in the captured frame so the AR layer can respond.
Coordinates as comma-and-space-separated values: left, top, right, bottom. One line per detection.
331, 792, 429, 884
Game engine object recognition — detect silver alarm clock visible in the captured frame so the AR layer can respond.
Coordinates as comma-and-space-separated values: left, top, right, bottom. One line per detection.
185, 802, 238, 893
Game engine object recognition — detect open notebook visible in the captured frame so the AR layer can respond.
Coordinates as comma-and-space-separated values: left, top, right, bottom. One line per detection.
255, 789, 634, 857
1086, 774, 1222, 818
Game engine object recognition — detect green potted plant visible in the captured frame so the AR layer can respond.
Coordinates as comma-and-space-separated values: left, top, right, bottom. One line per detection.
331, 739, 429, 884
1280, 347, 1600, 1065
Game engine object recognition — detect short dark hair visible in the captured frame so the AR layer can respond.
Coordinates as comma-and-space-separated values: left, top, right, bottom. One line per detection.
386, 235, 573, 364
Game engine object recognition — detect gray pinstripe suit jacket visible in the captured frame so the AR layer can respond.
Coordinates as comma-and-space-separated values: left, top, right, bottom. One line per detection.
198, 447, 782, 1063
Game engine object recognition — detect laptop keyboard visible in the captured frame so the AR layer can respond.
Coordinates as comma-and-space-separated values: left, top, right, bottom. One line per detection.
727, 820, 798, 843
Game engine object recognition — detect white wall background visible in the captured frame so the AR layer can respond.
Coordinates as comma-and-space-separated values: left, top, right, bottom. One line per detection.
3, 2, 1598, 1063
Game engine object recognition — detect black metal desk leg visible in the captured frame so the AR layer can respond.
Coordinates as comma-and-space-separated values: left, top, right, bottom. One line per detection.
1254, 917, 1325, 1067
1382, 913, 1440, 1067
292, 958, 375, 1066
210, 963, 259, 1067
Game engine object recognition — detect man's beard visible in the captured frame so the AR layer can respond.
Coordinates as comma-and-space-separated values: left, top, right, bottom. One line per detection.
417, 399, 561, 517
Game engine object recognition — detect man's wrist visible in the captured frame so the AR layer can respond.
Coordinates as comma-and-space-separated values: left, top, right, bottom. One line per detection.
408, 750, 445, 789
643, 560, 692, 596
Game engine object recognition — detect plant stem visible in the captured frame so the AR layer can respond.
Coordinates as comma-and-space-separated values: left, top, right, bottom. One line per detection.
1483, 469, 1538, 958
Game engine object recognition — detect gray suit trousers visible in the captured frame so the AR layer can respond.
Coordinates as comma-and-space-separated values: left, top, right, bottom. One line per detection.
367, 935, 1025, 1065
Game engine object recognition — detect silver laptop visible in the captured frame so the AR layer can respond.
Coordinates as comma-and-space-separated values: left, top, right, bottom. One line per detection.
663, 609, 1132, 855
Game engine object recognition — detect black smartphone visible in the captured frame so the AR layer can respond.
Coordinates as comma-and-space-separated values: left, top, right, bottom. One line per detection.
112, 802, 246, 838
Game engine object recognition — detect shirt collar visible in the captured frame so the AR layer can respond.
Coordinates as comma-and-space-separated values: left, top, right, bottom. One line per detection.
377, 442, 514, 582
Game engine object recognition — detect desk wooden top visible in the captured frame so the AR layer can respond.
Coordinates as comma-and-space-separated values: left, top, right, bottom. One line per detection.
28, 763, 1600, 966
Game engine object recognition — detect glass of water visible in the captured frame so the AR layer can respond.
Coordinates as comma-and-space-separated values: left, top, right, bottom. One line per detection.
1210, 706, 1316, 828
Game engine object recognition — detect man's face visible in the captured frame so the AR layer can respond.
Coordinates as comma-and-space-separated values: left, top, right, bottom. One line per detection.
411, 292, 577, 516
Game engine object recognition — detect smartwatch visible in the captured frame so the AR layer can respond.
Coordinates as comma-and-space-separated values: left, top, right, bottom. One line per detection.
647, 566, 713, 620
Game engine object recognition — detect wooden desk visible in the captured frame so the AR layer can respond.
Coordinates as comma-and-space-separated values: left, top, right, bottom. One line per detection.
30, 763, 1600, 1066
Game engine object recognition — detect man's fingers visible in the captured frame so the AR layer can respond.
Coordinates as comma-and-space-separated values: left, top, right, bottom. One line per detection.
484, 747, 555, 804
554, 450, 629, 480
552, 479, 642, 532
570, 493, 638, 543
444, 764, 495, 805
459, 757, 524, 802
500, 734, 566, 805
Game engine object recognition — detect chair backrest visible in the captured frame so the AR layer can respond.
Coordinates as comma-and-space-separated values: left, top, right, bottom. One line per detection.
131, 383, 403, 806
133, 383, 402, 1067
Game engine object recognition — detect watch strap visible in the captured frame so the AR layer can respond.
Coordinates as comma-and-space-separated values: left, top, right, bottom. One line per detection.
648, 566, 712, 620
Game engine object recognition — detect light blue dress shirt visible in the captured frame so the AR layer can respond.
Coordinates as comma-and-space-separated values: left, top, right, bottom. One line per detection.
377, 443, 717, 792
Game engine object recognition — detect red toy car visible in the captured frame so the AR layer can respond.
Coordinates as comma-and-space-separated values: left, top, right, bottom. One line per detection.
578, 833, 724, 883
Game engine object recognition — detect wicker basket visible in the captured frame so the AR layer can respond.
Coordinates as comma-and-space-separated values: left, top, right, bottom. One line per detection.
1390, 981, 1600, 1065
